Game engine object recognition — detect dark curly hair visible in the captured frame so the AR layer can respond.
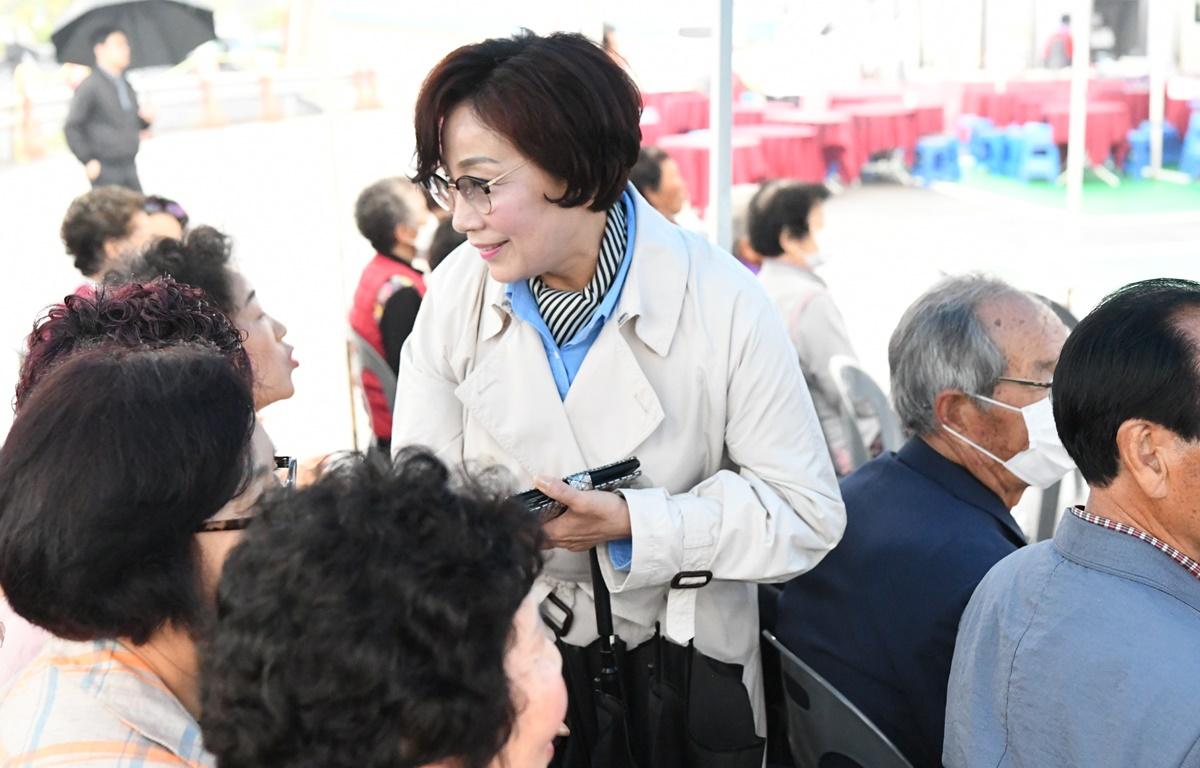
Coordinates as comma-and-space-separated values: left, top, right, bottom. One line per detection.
0, 344, 256, 644
201, 450, 543, 768
130, 225, 239, 314
60, 186, 145, 277
15, 276, 248, 411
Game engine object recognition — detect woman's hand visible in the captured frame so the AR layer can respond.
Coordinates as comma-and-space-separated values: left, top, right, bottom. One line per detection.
535, 476, 632, 552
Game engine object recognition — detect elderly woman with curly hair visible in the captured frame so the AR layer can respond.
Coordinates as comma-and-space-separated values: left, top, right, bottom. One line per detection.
130, 226, 298, 410
200, 450, 566, 768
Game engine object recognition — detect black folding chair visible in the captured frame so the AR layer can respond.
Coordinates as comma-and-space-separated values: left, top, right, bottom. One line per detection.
762, 631, 914, 768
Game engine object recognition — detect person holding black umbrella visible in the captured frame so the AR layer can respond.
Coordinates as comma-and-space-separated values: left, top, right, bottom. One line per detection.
395, 30, 846, 767
64, 26, 152, 191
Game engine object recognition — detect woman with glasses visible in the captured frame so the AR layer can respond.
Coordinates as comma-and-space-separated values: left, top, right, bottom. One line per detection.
0, 340, 275, 767
396, 31, 846, 765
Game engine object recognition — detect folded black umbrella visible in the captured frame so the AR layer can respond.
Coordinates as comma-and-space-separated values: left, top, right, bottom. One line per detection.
52, 0, 216, 69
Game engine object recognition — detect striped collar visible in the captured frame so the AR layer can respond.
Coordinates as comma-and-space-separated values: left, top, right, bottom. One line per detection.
528, 201, 628, 346
1071, 507, 1200, 582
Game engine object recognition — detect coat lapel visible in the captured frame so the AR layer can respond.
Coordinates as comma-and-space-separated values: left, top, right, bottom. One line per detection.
455, 317, 587, 478
563, 320, 664, 466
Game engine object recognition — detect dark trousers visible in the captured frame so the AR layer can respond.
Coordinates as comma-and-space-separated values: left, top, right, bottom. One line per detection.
92, 159, 142, 192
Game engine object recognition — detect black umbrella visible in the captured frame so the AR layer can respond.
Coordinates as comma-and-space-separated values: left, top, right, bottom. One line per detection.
52, 0, 216, 69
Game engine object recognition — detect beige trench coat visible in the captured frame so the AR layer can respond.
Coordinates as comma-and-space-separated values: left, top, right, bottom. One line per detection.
393, 187, 846, 733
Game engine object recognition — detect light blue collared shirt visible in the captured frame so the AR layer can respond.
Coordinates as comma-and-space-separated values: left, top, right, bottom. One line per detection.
505, 189, 637, 569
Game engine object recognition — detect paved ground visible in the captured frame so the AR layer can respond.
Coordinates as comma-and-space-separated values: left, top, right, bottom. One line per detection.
2, 111, 1198, 494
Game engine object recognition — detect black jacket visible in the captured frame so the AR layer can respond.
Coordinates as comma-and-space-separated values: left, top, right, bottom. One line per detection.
64, 70, 149, 164
776, 438, 1027, 768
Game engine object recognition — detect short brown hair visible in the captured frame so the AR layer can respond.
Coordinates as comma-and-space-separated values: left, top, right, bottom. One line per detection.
413, 31, 642, 212
60, 186, 144, 276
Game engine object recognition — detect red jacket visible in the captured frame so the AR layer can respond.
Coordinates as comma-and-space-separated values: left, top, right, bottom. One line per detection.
349, 254, 425, 440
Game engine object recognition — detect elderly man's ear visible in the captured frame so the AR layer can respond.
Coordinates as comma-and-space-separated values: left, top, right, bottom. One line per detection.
934, 390, 978, 435
1115, 419, 1176, 499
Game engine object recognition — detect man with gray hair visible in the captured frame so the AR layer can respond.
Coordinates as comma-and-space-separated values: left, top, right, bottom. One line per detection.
349, 176, 430, 454
775, 274, 1072, 768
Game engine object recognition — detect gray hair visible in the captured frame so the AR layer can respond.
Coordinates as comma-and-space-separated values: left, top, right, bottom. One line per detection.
888, 274, 1025, 436
353, 177, 425, 255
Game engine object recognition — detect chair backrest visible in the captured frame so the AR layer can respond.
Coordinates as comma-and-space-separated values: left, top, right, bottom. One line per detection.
348, 329, 397, 418
828, 355, 906, 453
763, 631, 915, 768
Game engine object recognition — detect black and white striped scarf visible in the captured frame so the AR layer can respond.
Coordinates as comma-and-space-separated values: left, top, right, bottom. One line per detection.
529, 201, 628, 346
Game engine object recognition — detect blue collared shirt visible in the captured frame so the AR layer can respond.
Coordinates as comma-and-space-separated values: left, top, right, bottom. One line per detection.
505, 190, 637, 399
506, 190, 637, 568
944, 509, 1200, 767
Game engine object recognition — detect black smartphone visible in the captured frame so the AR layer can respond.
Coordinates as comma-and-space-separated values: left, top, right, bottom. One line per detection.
511, 458, 642, 523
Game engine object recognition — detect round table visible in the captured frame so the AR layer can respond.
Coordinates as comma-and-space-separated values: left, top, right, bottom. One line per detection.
733, 104, 766, 125
844, 103, 918, 162
643, 91, 710, 134
656, 131, 767, 213
1043, 101, 1132, 165
763, 107, 859, 181
734, 124, 822, 182
912, 102, 945, 136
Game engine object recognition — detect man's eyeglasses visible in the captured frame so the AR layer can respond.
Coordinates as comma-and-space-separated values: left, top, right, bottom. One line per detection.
425, 161, 528, 215
997, 376, 1052, 389
195, 456, 296, 534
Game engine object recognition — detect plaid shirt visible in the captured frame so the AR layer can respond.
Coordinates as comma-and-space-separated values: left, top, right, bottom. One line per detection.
0, 638, 214, 767
1072, 506, 1200, 581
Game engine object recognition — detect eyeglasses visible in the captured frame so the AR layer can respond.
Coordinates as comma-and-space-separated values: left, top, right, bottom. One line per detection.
196, 516, 253, 533
275, 455, 298, 487
195, 457, 296, 534
425, 161, 528, 215
997, 376, 1053, 389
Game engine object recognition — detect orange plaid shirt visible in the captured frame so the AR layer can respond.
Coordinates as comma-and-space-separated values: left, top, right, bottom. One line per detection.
0, 638, 214, 767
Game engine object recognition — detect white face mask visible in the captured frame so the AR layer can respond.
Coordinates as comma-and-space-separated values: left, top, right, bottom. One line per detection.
943, 394, 1075, 489
413, 216, 438, 256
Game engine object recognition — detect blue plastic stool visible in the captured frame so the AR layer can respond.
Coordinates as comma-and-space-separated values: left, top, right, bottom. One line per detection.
913, 135, 961, 183
1124, 120, 1183, 176
1001, 125, 1027, 176
983, 129, 1011, 174
1181, 110, 1200, 178
967, 118, 995, 163
1012, 122, 1061, 182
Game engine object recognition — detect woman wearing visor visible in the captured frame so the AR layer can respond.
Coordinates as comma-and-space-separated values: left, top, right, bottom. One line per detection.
394, 30, 845, 766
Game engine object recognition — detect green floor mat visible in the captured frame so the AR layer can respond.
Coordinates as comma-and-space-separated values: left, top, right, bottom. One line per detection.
956, 165, 1200, 215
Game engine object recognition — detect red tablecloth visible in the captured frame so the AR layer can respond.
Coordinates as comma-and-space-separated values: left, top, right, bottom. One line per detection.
1166, 95, 1198, 136
643, 91, 709, 134
762, 107, 859, 181
913, 103, 945, 136
656, 131, 767, 213
639, 107, 665, 146
733, 104, 766, 125
963, 79, 1151, 129
828, 87, 904, 110
734, 124, 822, 182
845, 103, 918, 161
1043, 100, 1131, 165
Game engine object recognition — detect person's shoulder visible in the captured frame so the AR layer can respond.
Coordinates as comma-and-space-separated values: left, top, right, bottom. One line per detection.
424, 240, 488, 299
0, 648, 129, 761
839, 449, 947, 518
966, 540, 1054, 603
